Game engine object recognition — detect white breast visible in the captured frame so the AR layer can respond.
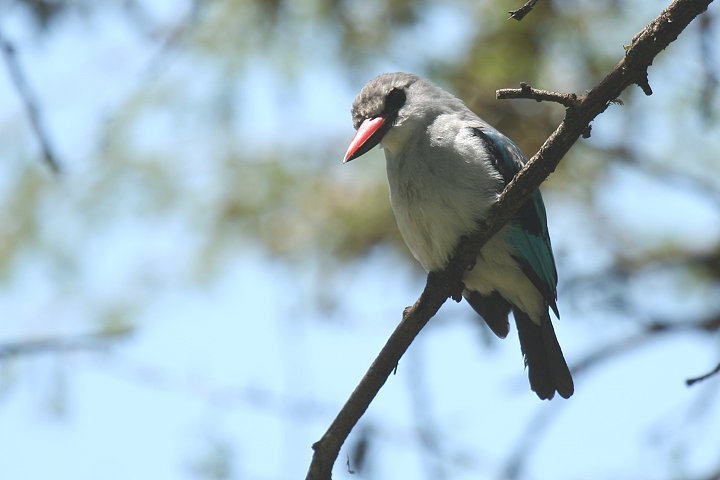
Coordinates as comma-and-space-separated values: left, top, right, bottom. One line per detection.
388, 179, 478, 271
383, 116, 501, 271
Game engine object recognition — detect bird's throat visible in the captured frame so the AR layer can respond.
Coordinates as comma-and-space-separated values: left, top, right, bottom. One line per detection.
379, 118, 417, 156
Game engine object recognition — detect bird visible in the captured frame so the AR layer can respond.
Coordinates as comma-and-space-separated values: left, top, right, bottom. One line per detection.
343, 72, 573, 400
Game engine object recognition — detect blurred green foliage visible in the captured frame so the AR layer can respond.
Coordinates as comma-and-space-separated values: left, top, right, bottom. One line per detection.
2, 0, 718, 317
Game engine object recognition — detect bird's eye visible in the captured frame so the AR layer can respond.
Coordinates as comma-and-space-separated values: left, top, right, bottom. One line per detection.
385, 87, 406, 113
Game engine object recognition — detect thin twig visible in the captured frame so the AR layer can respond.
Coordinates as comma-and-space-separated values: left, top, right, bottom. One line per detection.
0, 27, 61, 173
306, 1, 714, 478
686, 362, 720, 386
509, 0, 540, 21
0, 328, 131, 360
496, 82, 580, 108
571, 315, 720, 377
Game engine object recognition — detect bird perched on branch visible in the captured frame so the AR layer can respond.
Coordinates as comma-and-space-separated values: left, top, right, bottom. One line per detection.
343, 72, 573, 400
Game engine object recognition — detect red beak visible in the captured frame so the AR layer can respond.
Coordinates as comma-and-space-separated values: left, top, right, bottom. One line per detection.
343, 116, 387, 163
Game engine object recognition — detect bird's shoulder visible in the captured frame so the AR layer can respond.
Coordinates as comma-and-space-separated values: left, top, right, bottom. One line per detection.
425, 114, 521, 171
466, 124, 528, 183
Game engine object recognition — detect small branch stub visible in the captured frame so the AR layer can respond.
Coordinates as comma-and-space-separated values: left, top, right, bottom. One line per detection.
637, 72, 654, 95
509, 0, 540, 21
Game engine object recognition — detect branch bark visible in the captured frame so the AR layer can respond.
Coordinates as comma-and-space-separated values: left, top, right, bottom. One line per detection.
306, 1, 714, 477
496, 82, 580, 108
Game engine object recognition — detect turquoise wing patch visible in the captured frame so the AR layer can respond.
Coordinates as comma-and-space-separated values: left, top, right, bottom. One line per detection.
471, 126, 559, 316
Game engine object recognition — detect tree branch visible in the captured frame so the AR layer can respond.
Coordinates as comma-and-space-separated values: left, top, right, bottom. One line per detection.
0, 328, 131, 360
0, 27, 61, 173
306, 1, 713, 477
496, 82, 580, 108
686, 361, 720, 386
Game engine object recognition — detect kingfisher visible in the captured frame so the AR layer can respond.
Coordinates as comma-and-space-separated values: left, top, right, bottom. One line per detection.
343, 72, 573, 399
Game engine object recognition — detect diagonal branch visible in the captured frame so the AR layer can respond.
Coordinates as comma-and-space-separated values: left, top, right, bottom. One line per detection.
0, 27, 61, 173
306, 1, 714, 478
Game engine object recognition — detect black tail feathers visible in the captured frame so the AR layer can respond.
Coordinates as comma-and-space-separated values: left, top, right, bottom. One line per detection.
514, 309, 574, 400
464, 291, 574, 400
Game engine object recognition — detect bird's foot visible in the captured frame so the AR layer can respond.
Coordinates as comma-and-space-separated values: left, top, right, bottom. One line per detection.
457, 235, 476, 271
428, 271, 464, 303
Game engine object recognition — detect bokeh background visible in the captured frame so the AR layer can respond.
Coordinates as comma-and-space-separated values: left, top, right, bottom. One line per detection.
1, 1, 720, 479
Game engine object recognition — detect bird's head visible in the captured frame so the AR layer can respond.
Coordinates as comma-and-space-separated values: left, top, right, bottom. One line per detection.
343, 72, 421, 163
343, 72, 467, 163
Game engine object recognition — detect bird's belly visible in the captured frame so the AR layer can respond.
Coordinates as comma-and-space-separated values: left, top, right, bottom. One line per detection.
390, 185, 490, 272
391, 199, 463, 271
392, 194, 546, 321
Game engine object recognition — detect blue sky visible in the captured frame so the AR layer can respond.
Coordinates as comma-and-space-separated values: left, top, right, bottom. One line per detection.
1, 1, 720, 479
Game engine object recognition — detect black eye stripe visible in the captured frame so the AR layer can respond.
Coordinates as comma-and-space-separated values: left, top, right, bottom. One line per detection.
384, 87, 406, 114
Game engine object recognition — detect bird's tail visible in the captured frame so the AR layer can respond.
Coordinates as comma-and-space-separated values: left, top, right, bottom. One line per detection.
514, 309, 574, 400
